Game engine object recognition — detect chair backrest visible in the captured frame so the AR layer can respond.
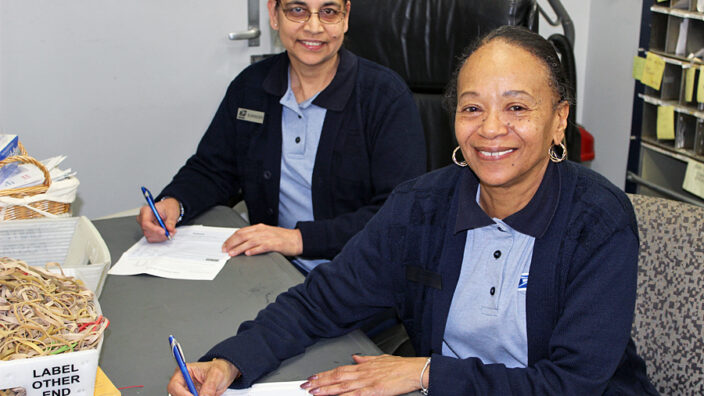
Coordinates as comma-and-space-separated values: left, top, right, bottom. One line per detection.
628, 193, 704, 395
344, 0, 538, 170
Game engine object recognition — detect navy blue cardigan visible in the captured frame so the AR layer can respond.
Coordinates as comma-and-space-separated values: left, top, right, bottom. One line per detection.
159, 49, 426, 259
202, 161, 656, 395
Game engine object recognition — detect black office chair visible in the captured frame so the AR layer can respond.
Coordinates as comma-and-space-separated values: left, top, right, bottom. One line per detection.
345, 0, 581, 170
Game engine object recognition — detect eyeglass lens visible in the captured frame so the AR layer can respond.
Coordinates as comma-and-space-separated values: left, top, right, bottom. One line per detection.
283, 6, 344, 24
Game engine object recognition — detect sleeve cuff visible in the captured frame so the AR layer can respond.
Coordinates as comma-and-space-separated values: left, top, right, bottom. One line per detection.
198, 330, 282, 389
296, 221, 328, 259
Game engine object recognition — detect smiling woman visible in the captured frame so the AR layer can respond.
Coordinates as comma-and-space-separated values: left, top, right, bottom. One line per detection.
269, 0, 351, 102
137, 0, 425, 275
451, 29, 570, 219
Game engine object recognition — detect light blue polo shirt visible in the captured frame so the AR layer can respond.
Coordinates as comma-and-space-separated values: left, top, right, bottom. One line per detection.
441, 178, 550, 368
278, 70, 329, 273
442, 190, 533, 367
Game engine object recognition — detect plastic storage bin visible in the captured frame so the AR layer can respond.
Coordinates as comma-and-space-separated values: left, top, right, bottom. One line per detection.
0, 216, 110, 296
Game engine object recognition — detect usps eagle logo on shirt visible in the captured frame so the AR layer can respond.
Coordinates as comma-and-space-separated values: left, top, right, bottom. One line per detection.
518, 273, 528, 290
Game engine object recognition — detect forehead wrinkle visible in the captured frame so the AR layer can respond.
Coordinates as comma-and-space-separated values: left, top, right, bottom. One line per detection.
503, 90, 532, 98
458, 90, 537, 102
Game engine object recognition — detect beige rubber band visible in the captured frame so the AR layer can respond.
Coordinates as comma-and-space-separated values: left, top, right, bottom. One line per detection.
0, 258, 106, 358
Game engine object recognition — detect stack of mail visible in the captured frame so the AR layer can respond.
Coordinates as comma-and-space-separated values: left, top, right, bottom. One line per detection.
0, 155, 76, 190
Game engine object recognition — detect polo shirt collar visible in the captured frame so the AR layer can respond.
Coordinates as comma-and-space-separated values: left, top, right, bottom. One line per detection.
454, 162, 561, 238
262, 48, 357, 112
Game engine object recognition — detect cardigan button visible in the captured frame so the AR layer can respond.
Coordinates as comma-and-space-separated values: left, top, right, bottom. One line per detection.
263, 170, 272, 180
493, 250, 501, 259
267, 208, 274, 215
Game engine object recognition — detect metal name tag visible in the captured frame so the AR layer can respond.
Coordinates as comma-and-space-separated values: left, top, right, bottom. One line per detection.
236, 108, 265, 124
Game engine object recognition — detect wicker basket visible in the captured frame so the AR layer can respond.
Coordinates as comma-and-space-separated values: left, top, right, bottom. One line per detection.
0, 144, 72, 221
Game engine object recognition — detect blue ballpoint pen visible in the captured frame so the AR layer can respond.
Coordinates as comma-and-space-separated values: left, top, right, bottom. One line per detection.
141, 186, 171, 240
169, 335, 199, 396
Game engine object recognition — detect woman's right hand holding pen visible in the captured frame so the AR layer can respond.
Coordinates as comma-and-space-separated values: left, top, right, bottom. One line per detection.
167, 358, 240, 396
137, 197, 180, 242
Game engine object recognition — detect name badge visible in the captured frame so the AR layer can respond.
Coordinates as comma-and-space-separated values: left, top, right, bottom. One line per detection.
518, 273, 528, 290
236, 108, 265, 124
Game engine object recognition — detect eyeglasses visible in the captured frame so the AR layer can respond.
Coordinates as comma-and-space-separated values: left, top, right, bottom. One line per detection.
279, 3, 346, 24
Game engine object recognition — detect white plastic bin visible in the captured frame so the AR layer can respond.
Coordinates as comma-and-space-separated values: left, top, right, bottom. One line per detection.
0, 216, 110, 296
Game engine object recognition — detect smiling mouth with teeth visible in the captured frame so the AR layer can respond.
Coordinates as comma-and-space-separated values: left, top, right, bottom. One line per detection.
301, 40, 323, 47
479, 149, 516, 157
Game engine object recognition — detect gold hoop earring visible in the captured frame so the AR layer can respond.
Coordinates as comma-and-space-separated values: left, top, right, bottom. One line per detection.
452, 146, 467, 167
549, 142, 567, 163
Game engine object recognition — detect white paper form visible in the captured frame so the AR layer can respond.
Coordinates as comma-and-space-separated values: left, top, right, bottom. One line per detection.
108, 225, 237, 280
223, 381, 310, 395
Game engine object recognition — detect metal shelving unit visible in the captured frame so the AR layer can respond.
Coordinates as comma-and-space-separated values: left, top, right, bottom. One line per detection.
627, 0, 704, 208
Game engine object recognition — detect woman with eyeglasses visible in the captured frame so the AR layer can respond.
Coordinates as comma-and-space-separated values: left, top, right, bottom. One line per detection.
137, 0, 425, 274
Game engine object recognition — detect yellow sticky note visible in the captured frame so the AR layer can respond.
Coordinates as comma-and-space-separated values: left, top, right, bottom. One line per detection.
684, 67, 696, 102
698, 66, 704, 103
94, 366, 121, 396
656, 106, 675, 140
641, 52, 666, 90
632, 56, 646, 81
683, 159, 704, 199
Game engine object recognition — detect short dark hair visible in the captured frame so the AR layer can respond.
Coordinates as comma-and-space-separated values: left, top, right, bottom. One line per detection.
444, 25, 572, 116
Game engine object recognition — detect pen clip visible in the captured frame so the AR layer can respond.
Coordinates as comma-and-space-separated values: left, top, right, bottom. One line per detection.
171, 336, 185, 361
141, 186, 154, 200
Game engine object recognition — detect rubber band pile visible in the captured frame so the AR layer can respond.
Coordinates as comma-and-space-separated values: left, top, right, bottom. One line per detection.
0, 257, 108, 396
0, 388, 24, 396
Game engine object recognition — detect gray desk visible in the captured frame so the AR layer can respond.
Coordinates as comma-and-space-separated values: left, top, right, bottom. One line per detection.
94, 206, 382, 394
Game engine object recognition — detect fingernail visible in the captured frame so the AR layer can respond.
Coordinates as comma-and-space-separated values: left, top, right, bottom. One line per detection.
310, 388, 321, 395
301, 381, 311, 389
307, 375, 318, 381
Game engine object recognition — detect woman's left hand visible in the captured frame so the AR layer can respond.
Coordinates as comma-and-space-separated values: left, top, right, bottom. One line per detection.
222, 224, 303, 257
301, 354, 428, 396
